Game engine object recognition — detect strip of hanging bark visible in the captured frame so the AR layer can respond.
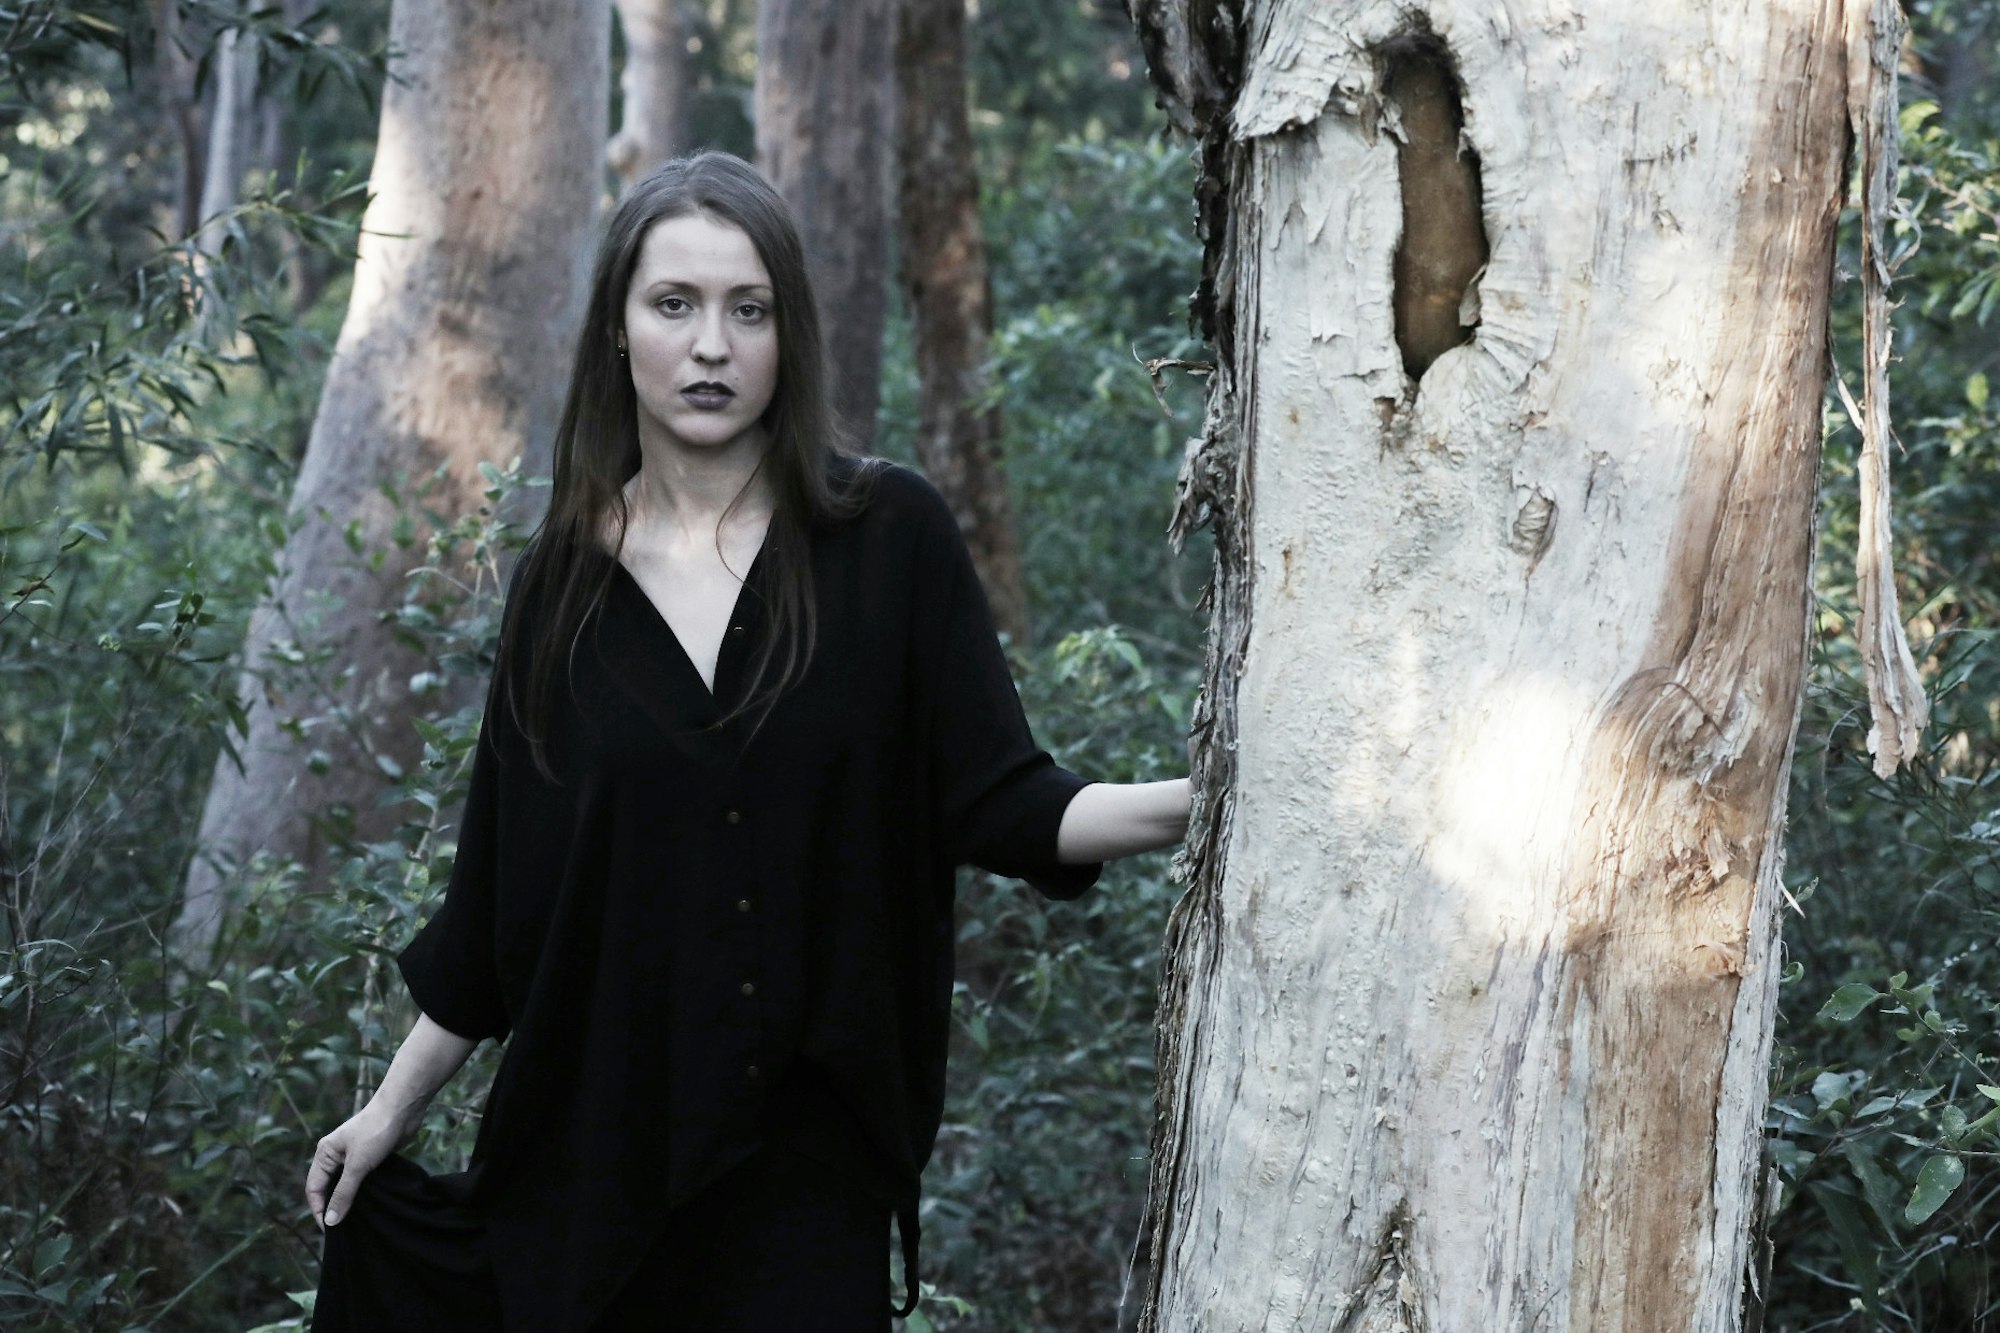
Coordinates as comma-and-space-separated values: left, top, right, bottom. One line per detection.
1137, 349, 1216, 418
1845, 0, 1928, 778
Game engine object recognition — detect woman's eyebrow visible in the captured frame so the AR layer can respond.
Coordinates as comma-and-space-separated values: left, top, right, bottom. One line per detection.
643, 278, 774, 295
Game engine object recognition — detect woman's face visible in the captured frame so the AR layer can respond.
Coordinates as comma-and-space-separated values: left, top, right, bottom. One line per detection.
620, 212, 781, 458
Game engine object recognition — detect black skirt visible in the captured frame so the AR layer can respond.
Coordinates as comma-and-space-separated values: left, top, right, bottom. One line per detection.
314, 1142, 893, 1332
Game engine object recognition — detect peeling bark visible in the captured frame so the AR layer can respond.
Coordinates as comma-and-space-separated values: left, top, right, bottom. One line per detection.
1843, 0, 1928, 777
1130, 1, 1907, 1328
893, 0, 1030, 644
176, 0, 609, 952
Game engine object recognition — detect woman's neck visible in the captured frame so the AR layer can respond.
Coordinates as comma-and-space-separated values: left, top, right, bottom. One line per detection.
624, 427, 776, 543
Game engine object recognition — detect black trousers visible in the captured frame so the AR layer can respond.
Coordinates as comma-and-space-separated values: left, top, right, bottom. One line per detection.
315, 1146, 892, 1332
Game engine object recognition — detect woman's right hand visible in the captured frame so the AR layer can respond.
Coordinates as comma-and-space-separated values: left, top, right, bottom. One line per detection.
305, 1102, 411, 1228
304, 1012, 479, 1228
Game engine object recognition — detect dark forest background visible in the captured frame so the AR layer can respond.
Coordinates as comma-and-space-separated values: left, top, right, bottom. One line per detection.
0, 1, 1996, 1329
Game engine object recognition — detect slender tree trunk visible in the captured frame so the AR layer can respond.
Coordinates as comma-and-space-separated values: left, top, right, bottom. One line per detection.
893, 0, 1029, 644
755, 0, 894, 451
608, 0, 690, 192
195, 18, 257, 259
1129, 1, 1921, 1329
153, 0, 205, 239
175, 0, 610, 952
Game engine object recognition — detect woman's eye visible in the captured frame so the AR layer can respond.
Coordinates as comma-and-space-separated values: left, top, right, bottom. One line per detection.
657, 296, 690, 314
735, 303, 767, 321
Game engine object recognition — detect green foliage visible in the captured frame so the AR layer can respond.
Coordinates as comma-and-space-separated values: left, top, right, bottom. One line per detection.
923, 626, 1189, 1333
879, 134, 1212, 653
1, 454, 525, 1329
1763, 15, 2000, 1324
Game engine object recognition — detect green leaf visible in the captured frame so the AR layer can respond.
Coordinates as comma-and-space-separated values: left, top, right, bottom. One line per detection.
1970, 371, 1991, 412
1905, 1154, 1965, 1225
1812, 1069, 1860, 1111
1898, 99, 1940, 135
1838, 1140, 1902, 1232
31, 1232, 71, 1276
1807, 1181, 1882, 1311
1819, 984, 1881, 1022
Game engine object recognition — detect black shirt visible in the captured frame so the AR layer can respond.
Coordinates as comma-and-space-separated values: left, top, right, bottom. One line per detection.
396, 458, 1102, 1329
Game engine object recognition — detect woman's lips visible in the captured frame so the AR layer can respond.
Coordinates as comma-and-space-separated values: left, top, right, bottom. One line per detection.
681, 386, 734, 409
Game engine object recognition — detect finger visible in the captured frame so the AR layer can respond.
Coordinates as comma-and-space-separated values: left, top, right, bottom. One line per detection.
306, 1138, 343, 1221
323, 1147, 379, 1227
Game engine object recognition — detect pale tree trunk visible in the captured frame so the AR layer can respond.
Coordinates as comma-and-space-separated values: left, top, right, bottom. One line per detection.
1129, 1, 1922, 1330
175, 0, 610, 952
607, 0, 690, 192
195, 16, 257, 260
193, 9, 258, 344
755, 0, 894, 451
893, 0, 1029, 644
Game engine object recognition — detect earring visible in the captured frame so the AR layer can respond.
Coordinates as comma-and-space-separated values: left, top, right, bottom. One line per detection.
617, 342, 628, 358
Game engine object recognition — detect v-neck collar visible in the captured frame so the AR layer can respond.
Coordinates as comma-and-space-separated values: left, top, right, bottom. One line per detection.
609, 539, 767, 707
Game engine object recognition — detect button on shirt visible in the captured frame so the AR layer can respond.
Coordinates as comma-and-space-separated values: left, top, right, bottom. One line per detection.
396, 459, 1101, 1332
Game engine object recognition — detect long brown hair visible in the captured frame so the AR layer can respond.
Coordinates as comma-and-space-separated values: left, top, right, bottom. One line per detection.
501, 150, 879, 779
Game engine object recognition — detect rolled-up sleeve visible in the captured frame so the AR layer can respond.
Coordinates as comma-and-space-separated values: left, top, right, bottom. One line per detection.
915, 483, 1102, 901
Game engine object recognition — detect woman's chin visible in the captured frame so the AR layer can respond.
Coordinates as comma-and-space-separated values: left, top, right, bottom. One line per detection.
645, 414, 766, 455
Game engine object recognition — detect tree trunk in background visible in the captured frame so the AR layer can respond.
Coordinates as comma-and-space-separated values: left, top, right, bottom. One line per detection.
754, 0, 893, 451
1129, 0, 1915, 1328
263, 0, 331, 313
255, 0, 321, 181
893, 0, 1029, 644
195, 18, 257, 259
608, 0, 690, 192
153, 0, 205, 239
175, 0, 610, 952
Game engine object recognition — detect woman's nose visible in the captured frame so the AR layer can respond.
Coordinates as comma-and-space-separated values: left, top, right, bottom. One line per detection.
692, 312, 730, 362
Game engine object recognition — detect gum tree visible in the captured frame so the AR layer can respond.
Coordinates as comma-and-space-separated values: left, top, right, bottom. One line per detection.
178, 0, 610, 949
1126, 0, 1925, 1327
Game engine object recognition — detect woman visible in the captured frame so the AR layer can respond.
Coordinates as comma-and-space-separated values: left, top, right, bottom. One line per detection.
306, 150, 1190, 1332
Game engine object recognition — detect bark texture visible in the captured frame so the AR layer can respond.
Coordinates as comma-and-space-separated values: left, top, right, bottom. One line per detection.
754, 0, 894, 451
893, 0, 1030, 644
608, 0, 690, 192
1132, 1, 1914, 1328
176, 0, 610, 951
